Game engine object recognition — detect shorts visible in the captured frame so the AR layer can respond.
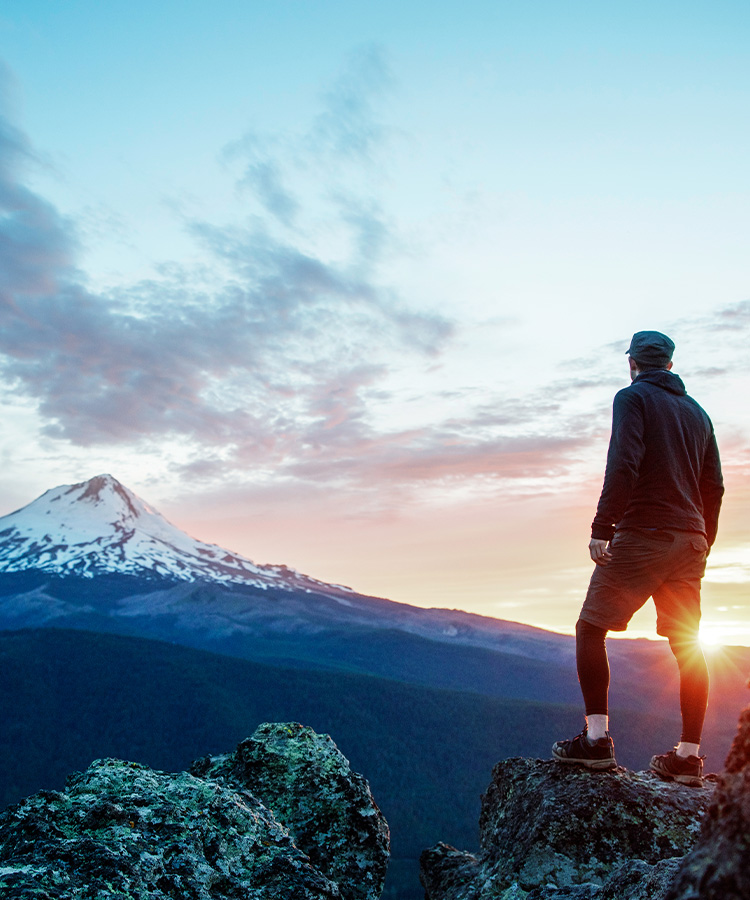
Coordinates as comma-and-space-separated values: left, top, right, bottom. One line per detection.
579, 528, 709, 639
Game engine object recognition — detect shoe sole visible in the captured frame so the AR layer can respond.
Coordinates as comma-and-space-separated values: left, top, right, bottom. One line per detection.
649, 764, 703, 787
552, 748, 617, 770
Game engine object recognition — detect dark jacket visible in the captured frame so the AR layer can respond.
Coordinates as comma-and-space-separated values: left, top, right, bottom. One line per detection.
591, 370, 724, 545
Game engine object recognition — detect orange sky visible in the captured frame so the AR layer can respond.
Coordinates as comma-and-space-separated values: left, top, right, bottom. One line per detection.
167, 464, 750, 647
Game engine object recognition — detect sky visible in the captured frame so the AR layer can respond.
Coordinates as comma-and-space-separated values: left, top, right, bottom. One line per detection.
0, 0, 749, 644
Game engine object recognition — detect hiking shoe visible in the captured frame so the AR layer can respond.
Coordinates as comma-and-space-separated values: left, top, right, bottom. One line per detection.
552, 727, 617, 770
650, 749, 704, 786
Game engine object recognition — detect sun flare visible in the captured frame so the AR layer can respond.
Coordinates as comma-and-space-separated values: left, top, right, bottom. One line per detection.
700, 628, 725, 649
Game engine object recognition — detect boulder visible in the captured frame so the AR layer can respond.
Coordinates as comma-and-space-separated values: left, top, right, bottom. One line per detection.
420, 759, 713, 900
191, 722, 390, 900
0, 758, 340, 899
0, 723, 388, 900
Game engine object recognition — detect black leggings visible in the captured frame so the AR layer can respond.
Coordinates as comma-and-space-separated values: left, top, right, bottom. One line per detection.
575, 618, 709, 744
576, 619, 610, 716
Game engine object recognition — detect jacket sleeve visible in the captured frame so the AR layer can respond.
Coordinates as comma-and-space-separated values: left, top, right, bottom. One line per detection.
591, 388, 645, 541
700, 430, 724, 547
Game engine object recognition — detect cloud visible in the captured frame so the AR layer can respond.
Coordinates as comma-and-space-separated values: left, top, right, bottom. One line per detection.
0, 58, 451, 468
667, 298, 750, 373
223, 45, 396, 270
707, 299, 750, 331
310, 44, 393, 161
291, 428, 591, 485
0, 78, 78, 303
239, 158, 299, 227
0, 54, 624, 504
170, 376, 602, 505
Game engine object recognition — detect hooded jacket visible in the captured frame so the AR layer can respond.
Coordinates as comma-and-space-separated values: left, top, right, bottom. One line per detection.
591, 370, 724, 545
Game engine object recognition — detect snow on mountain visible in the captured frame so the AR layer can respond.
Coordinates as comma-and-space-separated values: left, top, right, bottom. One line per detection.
0, 474, 352, 595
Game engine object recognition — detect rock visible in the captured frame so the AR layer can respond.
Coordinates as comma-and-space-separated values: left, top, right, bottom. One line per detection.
0, 723, 388, 900
0, 758, 340, 899
723, 697, 750, 774
598, 858, 683, 900
478, 759, 708, 888
420, 759, 713, 900
191, 722, 390, 900
420, 843, 482, 900
665, 695, 750, 899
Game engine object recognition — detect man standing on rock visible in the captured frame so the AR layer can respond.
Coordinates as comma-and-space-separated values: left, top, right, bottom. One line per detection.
552, 331, 724, 785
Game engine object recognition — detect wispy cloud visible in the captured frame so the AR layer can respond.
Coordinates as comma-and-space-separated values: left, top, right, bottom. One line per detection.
310, 44, 393, 161
0, 55, 450, 470
0, 76, 78, 303
7, 52, 719, 504
707, 299, 750, 332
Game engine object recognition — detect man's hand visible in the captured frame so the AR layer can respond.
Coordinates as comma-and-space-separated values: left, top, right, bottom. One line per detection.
589, 538, 612, 566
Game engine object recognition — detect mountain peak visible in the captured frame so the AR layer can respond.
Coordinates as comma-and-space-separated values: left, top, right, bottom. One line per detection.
76, 474, 140, 515
54, 474, 154, 526
0, 475, 337, 591
5, 474, 172, 540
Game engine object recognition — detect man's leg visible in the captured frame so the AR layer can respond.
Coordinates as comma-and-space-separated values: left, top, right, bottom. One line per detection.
551, 616, 616, 769
576, 618, 610, 740
650, 533, 708, 785
668, 634, 709, 757
650, 633, 708, 784
551, 530, 669, 768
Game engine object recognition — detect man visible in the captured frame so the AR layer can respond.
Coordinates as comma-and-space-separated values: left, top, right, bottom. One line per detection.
552, 330, 724, 786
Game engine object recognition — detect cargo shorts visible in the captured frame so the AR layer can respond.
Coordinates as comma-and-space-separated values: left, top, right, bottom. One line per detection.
579, 528, 709, 639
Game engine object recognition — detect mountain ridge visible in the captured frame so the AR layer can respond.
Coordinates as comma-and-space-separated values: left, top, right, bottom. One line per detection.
0, 474, 575, 662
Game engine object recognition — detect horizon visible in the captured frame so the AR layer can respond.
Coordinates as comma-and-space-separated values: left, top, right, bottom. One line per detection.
0, 471, 746, 649
1, 2, 748, 647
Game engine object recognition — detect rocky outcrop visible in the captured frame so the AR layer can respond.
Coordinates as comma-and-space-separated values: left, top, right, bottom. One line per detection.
420, 759, 714, 900
191, 722, 390, 900
422, 684, 750, 900
0, 723, 389, 900
665, 695, 750, 899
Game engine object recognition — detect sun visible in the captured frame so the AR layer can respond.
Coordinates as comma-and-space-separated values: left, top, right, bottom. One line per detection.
699, 627, 727, 651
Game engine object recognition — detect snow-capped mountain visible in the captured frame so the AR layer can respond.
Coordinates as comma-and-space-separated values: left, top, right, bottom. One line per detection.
0, 474, 574, 670
0, 474, 352, 596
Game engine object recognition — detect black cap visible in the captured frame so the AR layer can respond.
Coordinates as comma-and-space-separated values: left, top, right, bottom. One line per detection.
625, 330, 675, 367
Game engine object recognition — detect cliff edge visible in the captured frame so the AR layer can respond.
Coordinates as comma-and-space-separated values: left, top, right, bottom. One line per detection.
421, 686, 750, 900
420, 759, 712, 900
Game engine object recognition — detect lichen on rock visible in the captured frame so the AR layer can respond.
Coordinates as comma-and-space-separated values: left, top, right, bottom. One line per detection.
420, 759, 714, 900
0, 757, 341, 899
420, 843, 482, 900
0, 722, 389, 900
191, 722, 389, 900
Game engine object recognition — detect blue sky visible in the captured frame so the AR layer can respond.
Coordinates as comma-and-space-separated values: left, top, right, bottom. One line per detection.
1, 1, 749, 641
